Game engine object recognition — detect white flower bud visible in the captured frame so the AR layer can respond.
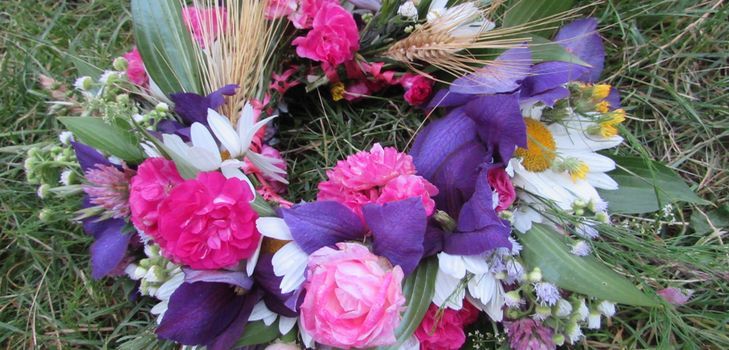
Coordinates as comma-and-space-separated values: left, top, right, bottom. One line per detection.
597, 300, 616, 317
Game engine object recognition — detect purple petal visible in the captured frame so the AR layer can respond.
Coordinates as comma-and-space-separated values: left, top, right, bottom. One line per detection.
363, 197, 427, 275
521, 62, 588, 96
157, 282, 248, 345
348, 0, 380, 11
446, 168, 511, 254
71, 142, 111, 172
426, 88, 472, 109
206, 84, 239, 109
520, 86, 570, 107
606, 87, 622, 110
554, 18, 604, 82
254, 254, 300, 317
183, 268, 254, 290
280, 201, 366, 254
423, 224, 445, 257
463, 93, 526, 162
156, 120, 192, 142
450, 47, 532, 95
207, 289, 262, 350
429, 141, 488, 219
89, 218, 130, 279
170, 92, 209, 124
411, 108, 480, 180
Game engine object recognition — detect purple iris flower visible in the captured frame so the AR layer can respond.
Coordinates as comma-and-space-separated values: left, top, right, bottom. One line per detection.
281, 197, 428, 275
72, 142, 132, 280
410, 115, 512, 255
170, 84, 238, 125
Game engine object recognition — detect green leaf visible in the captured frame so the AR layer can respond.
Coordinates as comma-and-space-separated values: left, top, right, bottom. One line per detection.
529, 36, 589, 66
503, 0, 574, 38
131, 0, 202, 95
521, 224, 658, 307
598, 156, 710, 214
690, 205, 729, 235
58, 117, 144, 163
378, 257, 438, 350
235, 320, 280, 347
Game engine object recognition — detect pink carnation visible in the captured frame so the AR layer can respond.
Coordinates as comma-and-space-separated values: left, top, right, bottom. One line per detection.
292, 3, 360, 66
300, 242, 406, 349
129, 158, 183, 240
265, 0, 297, 19
123, 47, 148, 87
318, 144, 437, 217
401, 73, 433, 106
84, 163, 135, 219
182, 7, 226, 48
488, 167, 516, 212
156, 172, 260, 270
377, 175, 438, 215
288, 0, 335, 29
504, 318, 555, 350
415, 302, 480, 350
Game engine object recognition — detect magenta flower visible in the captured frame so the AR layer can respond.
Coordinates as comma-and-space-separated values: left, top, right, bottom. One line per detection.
415, 302, 480, 350
292, 3, 360, 66
488, 167, 516, 212
83, 163, 135, 219
129, 158, 184, 240
122, 47, 148, 88
288, 0, 336, 29
401, 73, 434, 106
182, 6, 226, 48
157, 171, 260, 270
505, 318, 556, 350
300, 242, 406, 349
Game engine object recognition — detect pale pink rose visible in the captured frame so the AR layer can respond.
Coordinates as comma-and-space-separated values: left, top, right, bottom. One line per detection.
401, 73, 433, 106
301, 242, 406, 349
292, 3, 360, 66
415, 302, 480, 350
123, 47, 148, 87
657, 287, 693, 305
376, 175, 438, 215
156, 172, 260, 270
488, 167, 516, 212
260, 145, 288, 194
129, 158, 183, 240
288, 0, 335, 29
182, 7, 227, 48
265, 0, 297, 19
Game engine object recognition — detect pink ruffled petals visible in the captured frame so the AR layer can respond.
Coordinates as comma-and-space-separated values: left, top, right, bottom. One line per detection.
122, 47, 148, 88
292, 3, 359, 66
376, 175, 438, 216
415, 302, 480, 350
401, 73, 434, 107
487, 166, 516, 212
129, 158, 184, 240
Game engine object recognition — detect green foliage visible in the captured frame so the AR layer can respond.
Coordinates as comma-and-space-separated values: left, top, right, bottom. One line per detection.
599, 156, 710, 214
58, 117, 144, 163
529, 35, 590, 66
503, 0, 575, 38
131, 0, 202, 95
521, 224, 658, 307
235, 321, 281, 347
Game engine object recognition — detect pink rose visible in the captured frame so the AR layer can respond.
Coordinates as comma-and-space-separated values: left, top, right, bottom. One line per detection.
487, 167, 516, 212
657, 287, 693, 306
182, 7, 226, 48
292, 3, 360, 66
376, 175, 439, 215
415, 302, 480, 350
123, 47, 148, 88
288, 0, 335, 29
300, 242, 406, 349
401, 73, 433, 106
265, 0, 297, 19
129, 158, 183, 240
156, 172, 260, 269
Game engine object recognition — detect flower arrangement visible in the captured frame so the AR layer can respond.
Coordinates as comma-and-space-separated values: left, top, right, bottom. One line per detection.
24, 0, 709, 349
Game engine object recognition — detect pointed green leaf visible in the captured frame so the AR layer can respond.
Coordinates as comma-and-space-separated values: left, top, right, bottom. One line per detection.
235, 320, 280, 347
598, 156, 710, 214
521, 224, 658, 307
378, 257, 438, 350
131, 0, 202, 95
58, 117, 144, 163
503, 0, 574, 38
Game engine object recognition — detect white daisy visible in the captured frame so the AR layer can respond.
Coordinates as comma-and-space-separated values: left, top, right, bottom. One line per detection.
426, 0, 495, 39
248, 301, 297, 335
432, 252, 505, 321
252, 217, 308, 293
508, 113, 623, 232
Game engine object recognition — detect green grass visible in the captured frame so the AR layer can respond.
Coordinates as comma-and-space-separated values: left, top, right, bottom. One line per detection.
1, 0, 727, 349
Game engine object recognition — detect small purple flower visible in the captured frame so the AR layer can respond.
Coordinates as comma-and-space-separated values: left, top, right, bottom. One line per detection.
83, 163, 135, 218
506, 259, 525, 283
534, 282, 560, 306
504, 318, 556, 350
571, 240, 591, 256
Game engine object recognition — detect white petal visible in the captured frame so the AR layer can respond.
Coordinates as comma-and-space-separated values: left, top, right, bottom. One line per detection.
461, 255, 490, 275
141, 142, 161, 158
246, 237, 263, 277
207, 108, 242, 156
186, 147, 222, 172
236, 102, 256, 146
438, 253, 467, 279
162, 134, 190, 159
561, 150, 615, 172
587, 172, 619, 190
256, 217, 293, 240
433, 269, 464, 310
299, 319, 314, 348
513, 206, 541, 233
156, 272, 184, 300
247, 152, 289, 184
467, 273, 496, 304
273, 242, 308, 293
191, 122, 221, 156
249, 301, 276, 325
278, 316, 297, 335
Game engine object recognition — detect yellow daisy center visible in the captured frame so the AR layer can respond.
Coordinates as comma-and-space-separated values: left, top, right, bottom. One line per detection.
515, 118, 557, 172
331, 82, 345, 101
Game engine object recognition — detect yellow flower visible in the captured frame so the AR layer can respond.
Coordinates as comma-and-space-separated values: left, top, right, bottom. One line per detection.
331, 82, 345, 101
595, 101, 610, 113
591, 84, 611, 101
592, 109, 626, 138
515, 118, 557, 172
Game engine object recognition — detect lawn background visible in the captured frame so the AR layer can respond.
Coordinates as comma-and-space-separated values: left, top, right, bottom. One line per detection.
0, 0, 727, 348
